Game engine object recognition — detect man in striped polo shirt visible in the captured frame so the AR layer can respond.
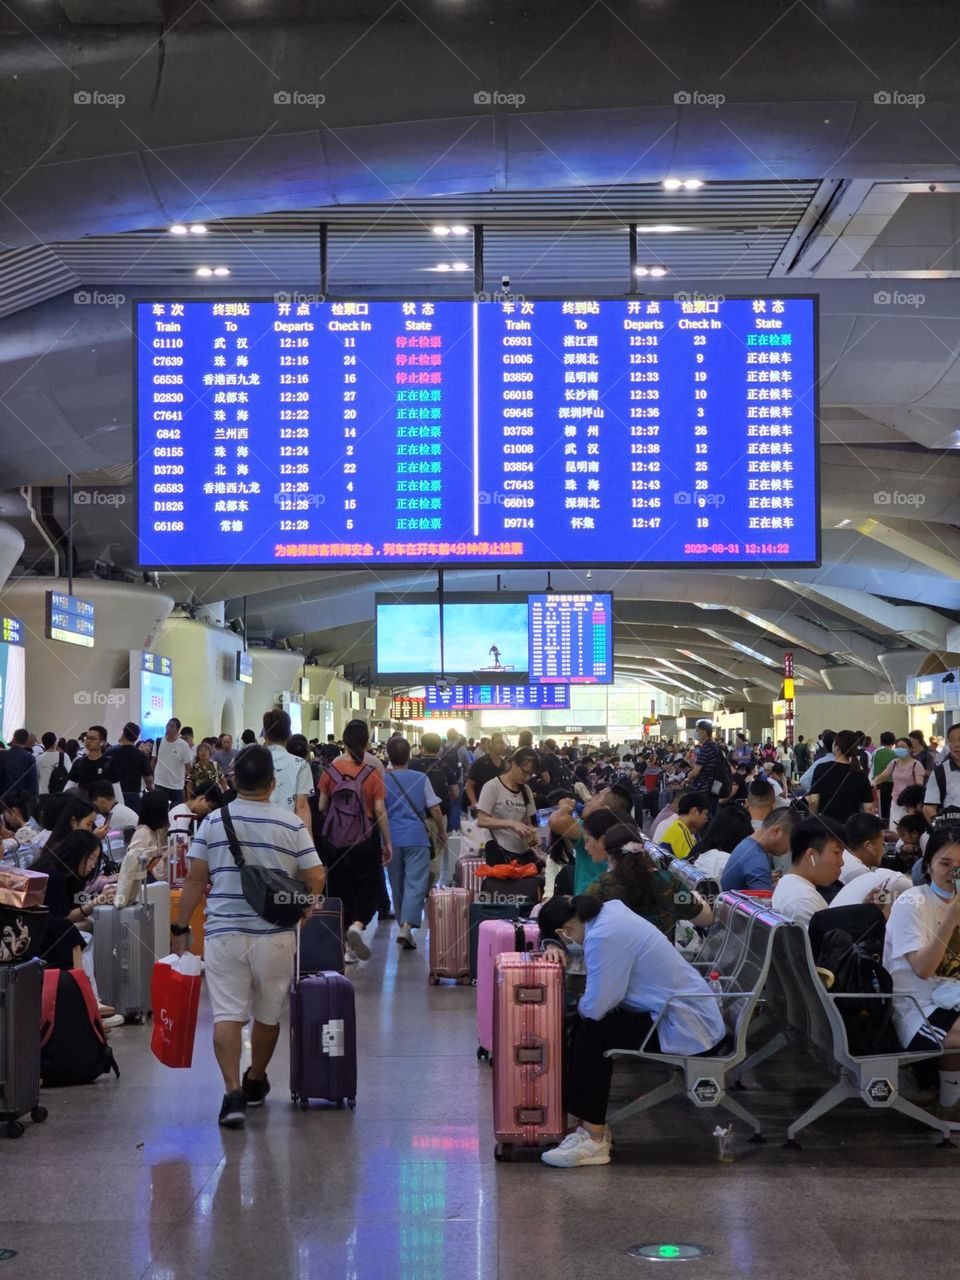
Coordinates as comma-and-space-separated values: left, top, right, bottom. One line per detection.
172, 744, 325, 1129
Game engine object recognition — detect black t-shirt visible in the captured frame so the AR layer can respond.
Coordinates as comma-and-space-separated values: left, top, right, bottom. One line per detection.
468, 755, 504, 797
809, 761, 873, 823
107, 744, 153, 794
68, 753, 116, 792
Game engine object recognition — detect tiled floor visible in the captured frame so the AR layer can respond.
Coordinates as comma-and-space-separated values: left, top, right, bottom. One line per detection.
3, 923, 959, 1279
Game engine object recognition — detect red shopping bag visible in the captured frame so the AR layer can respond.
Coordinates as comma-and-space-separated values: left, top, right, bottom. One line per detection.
150, 959, 202, 1068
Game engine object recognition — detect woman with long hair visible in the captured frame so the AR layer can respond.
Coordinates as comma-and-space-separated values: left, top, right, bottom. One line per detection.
586, 822, 712, 936
316, 719, 393, 963
807, 729, 874, 823
45, 795, 98, 852
33, 830, 116, 969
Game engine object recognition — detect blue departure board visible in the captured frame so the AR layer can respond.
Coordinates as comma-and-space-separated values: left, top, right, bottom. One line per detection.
0, 616, 24, 646
528, 593, 613, 684
136, 297, 818, 569
45, 591, 95, 648
424, 685, 570, 710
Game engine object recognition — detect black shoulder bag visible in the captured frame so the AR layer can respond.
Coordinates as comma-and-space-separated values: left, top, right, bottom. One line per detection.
220, 804, 308, 927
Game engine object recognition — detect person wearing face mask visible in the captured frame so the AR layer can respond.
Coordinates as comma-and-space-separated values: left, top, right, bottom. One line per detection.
534, 894, 726, 1168
883, 828, 960, 1119
873, 738, 925, 827
771, 817, 846, 926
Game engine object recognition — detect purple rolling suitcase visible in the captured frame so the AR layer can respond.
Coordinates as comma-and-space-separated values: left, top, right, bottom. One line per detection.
476, 919, 540, 1062
289, 934, 357, 1112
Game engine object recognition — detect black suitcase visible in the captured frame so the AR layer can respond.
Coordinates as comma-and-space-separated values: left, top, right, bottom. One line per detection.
299, 898, 345, 975
0, 958, 48, 1138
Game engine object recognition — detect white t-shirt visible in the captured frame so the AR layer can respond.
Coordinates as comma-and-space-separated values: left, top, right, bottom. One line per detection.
154, 736, 193, 790
884, 885, 959, 1045
168, 802, 200, 838
692, 848, 731, 880
830, 869, 912, 910
924, 758, 960, 812
477, 775, 536, 856
772, 874, 829, 927
268, 744, 314, 813
107, 802, 141, 832
36, 750, 65, 795
839, 849, 872, 885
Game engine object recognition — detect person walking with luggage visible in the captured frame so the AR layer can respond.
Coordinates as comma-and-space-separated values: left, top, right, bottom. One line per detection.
171, 744, 325, 1129
535, 895, 725, 1167
383, 736, 445, 950
316, 719, 393, 963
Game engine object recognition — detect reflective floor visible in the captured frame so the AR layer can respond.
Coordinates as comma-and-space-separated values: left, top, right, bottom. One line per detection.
4, 924, 958, 1279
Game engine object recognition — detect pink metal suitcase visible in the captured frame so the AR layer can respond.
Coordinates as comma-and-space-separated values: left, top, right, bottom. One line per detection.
454, 856, 485, 899
476, 919, 540, 1061
426, 887, 472, 985
492, 953, 565, 1160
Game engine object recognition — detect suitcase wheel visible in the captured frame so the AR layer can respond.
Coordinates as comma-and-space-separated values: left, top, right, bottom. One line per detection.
291, 1093, 298, 1104
494, 1143, 511, 1163
4, 1120, 25, 1139
476, 1046, 488, 1062
31, 1106, 48, 1124
428, 974, 439, 985
299, 1099, 309, 1112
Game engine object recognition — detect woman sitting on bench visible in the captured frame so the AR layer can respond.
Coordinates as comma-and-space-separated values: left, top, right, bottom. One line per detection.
536, 894, 726, 1169
884, 827, 960, 1119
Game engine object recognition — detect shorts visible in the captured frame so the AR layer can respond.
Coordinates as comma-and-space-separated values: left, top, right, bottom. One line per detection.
204, 930, 296, 1026
907, 1005, 959, 1053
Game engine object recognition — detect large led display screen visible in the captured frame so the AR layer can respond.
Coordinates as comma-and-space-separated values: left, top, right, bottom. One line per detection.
136, 297, 818, 569
375, 595, 528, 682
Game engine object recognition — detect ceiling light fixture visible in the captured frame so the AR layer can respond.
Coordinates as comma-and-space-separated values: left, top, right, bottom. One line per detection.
662, 178, 683, 191
432, 225, 452, 236
189, 223, 208, 235
662, 178, 704, 192
434, 262, 451, 271
213, 266, 231, 276
650, 266, 668, 277
452, 261, 470, 272
683, 179, 704, 191
634, 266, 650, 277
195, 266, 213, 277
450, 224, 470, 236
635, 265, 668, 277
169, 223, 188, 235
637, 224, 688, 233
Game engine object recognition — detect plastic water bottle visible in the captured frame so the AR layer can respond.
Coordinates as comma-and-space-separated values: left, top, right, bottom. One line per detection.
708, 970, 723, 995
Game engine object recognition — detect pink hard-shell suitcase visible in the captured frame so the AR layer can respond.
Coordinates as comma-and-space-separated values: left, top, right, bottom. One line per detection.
492, 953, 565, 1160
476, 919, 540, 1061
454, 856, 485, 899
426, 887, 472, 984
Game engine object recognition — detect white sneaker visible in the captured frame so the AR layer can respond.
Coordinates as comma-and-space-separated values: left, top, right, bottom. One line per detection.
346, 925, 371, 961
101, 1013, 126, 1029
541, 1126, 611, 1168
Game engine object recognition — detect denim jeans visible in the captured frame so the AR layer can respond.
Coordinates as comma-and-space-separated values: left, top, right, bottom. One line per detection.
387, 844, 432, 928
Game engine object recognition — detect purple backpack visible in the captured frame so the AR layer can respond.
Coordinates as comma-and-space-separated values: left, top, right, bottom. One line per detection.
322, 762, 375, 848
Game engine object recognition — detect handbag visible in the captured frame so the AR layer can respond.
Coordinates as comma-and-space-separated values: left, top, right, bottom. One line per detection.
151, 953, 203, 1068
220, 805, 308, 927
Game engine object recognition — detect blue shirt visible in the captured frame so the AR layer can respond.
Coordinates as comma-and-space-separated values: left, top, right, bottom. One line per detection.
383, 769, 440, 847
720, 835, 773, 892
579, 899, 725, 1055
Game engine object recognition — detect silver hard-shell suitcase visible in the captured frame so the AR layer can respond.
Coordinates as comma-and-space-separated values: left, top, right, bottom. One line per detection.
0, 958, 48, 1137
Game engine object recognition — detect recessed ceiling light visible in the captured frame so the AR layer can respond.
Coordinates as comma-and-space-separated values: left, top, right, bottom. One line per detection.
213, 266, 231, 276
682, 179, 704, 191
450, 224, 470, 236
189, 223, 208, 235
637, 224, 688, 233
650, 266, 668, 277
452, 261, 470, 271
634, 266, 650, 277
662, 178, 683, 191
195, 266, 213, 277
432, 225, 451, 236
434, 262, 451, 271
169, 224, 188, 235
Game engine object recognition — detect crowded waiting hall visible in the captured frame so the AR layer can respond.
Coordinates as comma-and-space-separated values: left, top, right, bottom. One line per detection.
2, 3, 960, 1276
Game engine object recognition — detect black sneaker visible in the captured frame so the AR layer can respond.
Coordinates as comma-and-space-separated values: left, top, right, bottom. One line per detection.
218, 1089, 247, 1129
242, 1068, 271, 1107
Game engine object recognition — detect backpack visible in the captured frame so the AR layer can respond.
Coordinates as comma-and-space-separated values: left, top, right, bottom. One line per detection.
815, 927, 900, 1056
931, 764, 960, 826
47, 752, 69, 795
40, 967, 120, 1086
712, 746, 734, 800
422, 761, 451, 817
321, 762, 375, 848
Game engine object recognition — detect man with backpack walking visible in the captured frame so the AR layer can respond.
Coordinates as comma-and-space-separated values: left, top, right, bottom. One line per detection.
316, 719, 393, 963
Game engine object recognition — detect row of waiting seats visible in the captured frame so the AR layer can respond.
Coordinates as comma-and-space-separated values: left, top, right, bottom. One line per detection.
605, 848, 953, 1146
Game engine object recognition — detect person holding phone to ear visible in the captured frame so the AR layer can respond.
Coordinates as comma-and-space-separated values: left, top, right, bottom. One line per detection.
771, 816, 846, 927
